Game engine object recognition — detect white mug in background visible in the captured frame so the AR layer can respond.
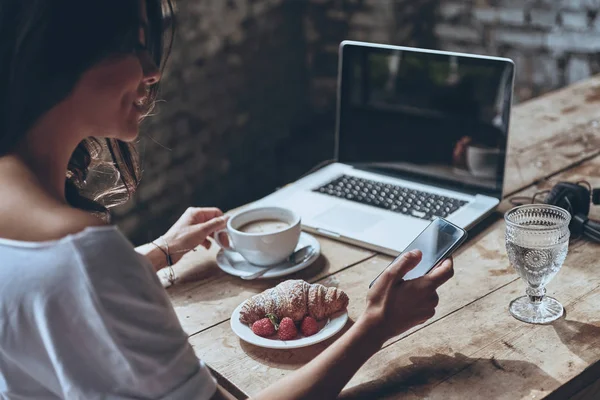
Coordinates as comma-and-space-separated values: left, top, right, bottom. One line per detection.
466, 145, 503, 179
214, 207, 301, 266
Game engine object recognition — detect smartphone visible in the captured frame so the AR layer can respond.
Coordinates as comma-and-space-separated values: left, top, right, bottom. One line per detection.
369, 218, 467, 288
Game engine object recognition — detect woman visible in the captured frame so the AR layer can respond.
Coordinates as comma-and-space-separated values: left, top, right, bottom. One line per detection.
0, 1, 454, 399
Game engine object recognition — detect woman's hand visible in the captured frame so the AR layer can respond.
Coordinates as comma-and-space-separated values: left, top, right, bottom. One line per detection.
452, 135, 472, 168
253, 250, 455, 400
361, 249, 454, 344
159, 207, 228, 264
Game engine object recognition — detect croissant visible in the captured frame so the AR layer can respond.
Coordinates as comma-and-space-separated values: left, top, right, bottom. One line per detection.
239, 279, 349, 325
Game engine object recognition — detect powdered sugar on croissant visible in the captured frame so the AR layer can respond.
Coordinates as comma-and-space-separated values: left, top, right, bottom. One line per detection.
239, 279, 349, 325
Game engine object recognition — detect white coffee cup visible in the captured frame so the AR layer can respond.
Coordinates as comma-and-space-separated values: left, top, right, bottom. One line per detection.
214, 206, 301, 266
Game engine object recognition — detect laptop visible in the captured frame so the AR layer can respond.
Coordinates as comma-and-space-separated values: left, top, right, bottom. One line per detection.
252, 40, 515, 256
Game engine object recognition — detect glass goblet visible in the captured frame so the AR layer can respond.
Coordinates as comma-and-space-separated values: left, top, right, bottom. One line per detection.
505, 204, 571, 324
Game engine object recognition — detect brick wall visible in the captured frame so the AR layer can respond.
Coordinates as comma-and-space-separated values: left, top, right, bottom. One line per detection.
304, 0, 437, 112
436, 0, 600, 102
113, 0, 598, 245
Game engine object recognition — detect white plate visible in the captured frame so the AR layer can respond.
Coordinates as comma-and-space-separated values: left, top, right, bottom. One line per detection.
230, 300, 348, 349
216, 232, 320, 279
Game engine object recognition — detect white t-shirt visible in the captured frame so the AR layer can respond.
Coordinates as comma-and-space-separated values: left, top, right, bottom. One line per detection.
0, 226, 217, 400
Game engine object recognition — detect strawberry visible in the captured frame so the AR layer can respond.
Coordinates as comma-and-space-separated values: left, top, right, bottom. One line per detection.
278, 317, 298, 340
300, 316, 319, 337
251, 314, 277, 337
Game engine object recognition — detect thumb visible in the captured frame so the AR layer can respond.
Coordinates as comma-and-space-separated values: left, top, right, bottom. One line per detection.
386, 249, 422, 284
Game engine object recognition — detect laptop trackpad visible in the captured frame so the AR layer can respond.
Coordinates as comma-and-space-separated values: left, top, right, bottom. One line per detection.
314, 206, 381, 233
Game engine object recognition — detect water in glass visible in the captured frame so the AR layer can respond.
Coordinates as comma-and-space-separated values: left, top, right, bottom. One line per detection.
505, 204, 571, 324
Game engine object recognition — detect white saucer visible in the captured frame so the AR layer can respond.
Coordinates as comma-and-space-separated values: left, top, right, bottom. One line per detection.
216, 232, 320, 279
230, 300, 348, 349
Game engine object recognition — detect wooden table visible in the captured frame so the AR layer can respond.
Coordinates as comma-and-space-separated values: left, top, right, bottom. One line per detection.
166, 75, 600, 399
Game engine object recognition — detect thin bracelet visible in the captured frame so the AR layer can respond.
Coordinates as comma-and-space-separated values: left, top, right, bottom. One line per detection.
151, 238, 176, 285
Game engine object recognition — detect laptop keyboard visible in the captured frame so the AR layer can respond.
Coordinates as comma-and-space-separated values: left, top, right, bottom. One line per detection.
313, 175, 468, 221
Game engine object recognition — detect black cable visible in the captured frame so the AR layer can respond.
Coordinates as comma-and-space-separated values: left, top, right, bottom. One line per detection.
509, 189, 551, 206
576, 180, 592, 193
583, 226, 600, 242
583, 220, 600, 242
509, 196, 532, 206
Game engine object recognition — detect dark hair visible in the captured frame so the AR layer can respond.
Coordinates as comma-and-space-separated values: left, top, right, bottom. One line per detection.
0, 0, 175, 217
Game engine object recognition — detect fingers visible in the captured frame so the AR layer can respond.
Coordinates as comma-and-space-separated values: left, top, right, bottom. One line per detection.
428, 256, 450, 275
192, 215, 229, 240
186, 207, 224, 223
214, 231, 230, 249
378, 250, 422, 289
390, 249, 422, 278
427, 258, 454, 288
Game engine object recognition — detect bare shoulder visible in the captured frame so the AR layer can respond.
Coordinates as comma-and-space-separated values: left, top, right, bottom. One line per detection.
51, 207, 109, 237
39, 206, 110, 242
0, 203, 109, 243
0, 161, 110, 242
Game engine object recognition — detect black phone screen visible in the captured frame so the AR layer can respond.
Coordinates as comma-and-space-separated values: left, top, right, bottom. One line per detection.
370, 218, 466, 287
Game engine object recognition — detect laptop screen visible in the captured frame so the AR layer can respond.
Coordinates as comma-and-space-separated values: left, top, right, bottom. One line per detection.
336, 42, 514, 199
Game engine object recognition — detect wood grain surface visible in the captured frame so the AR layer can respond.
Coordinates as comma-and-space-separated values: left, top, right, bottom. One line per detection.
170, 75, 600, 399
